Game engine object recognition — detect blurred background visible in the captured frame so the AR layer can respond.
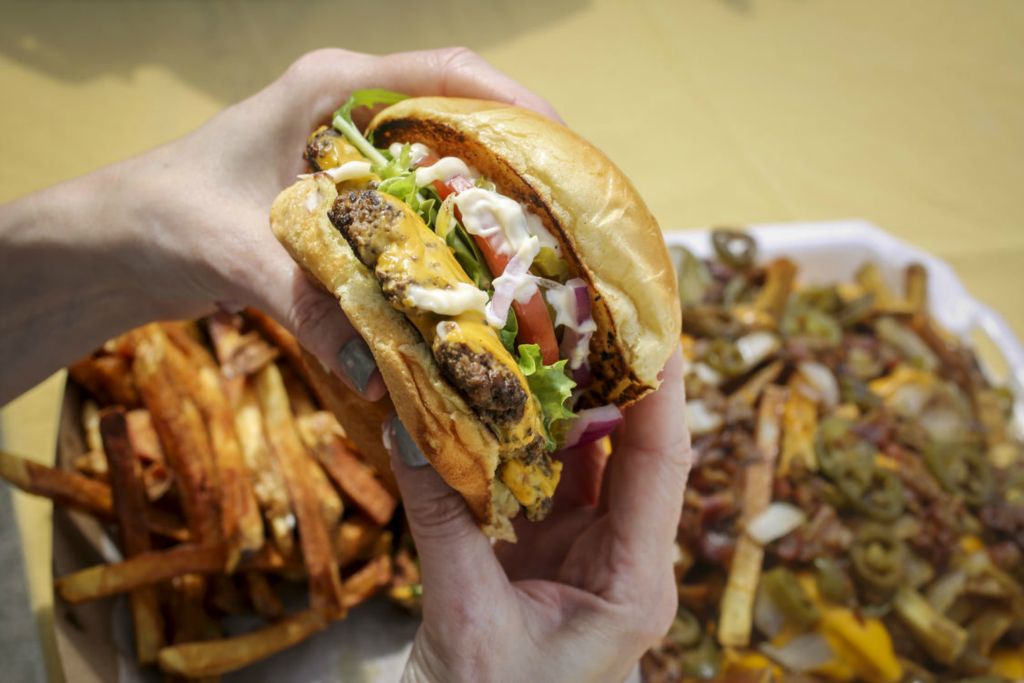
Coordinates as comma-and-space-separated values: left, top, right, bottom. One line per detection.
1, 1, 1022, 680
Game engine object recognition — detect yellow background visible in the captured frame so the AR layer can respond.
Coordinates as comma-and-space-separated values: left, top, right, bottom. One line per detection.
1, 1, 1022, 679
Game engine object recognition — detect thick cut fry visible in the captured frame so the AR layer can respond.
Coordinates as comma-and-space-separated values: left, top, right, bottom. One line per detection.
100, 408, 165, 663
779, 389, 818, 475
904, 263, 928, 313
255, 363, 344, 616
56, 544, 224, 603
244, 572, 284, 620
752, 258, 797, 320
299, 412, 397, 526
69, 354, 139, 406
334, 517, 385, 568
342, 554, 392, 609
82, 400, 105, 456
158, 607, 330, 678
719, 386, 785, 648
207, 312, 279, 379
728, 360, 784, 409
133, 330, 221, 545
235, 381, 295, 558
281, 364, 317, 417
0, 449, 186, 540
160, 326, 263, 568
125, 410, 164, 463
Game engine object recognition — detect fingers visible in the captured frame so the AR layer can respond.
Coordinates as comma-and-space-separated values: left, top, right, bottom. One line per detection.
282, 46, 562, 125
241, 240, 385, 401
602, 347, 692, 559
554, 442, 607, 510
382, 414, 506, 602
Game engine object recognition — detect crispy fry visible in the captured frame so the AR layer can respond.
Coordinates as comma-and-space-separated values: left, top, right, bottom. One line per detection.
299, 412, 397, 526
69, 354, 139, 406
255, 363, 344, 616
282, 364, 317, 417
160, 326, 264, 567
56, 544, 224, 604
207, 312, 279, 379
133, 329, 221, 545
82, 399, 104, 456
728, 360, 784, 409
244, 572, 284, 621
235, 381, 295, 558
342, 554, 392, 609
752, 258, 797, 320
778, 389, 818, 475
125, 409, 164, 463
718, 386, 785, 648
905, 262, 928, 314
72, 450, 108, 480
0, 449, 186, 540
243, 309, 303, 370
100, 408, 165, 663
158, 607, 330, 678
334, 517, 385, 568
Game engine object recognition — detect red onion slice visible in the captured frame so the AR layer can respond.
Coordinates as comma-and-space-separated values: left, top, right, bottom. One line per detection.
448, 175, 475, 194
561, 404, 622, 450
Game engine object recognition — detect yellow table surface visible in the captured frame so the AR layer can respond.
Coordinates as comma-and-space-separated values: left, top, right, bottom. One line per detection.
2, 1, 1022, 679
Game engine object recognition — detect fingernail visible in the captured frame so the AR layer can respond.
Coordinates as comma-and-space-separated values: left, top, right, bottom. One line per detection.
385, 414, 428, 468
337, 337, 377, 395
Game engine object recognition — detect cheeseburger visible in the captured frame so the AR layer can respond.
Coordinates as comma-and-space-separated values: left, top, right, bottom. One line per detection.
271, 91, 678, 540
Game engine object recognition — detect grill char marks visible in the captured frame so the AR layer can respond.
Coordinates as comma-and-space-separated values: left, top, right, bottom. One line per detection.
435, 341, 527, 428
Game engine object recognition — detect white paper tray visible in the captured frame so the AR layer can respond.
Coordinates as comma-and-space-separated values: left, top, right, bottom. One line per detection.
54, 220, 1024, 682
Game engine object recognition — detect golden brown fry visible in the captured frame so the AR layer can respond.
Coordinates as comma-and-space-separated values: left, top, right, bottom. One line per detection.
0, 448, 186, 540
100, 408, 165, 663
125, 409, 164, 463
728, 360, 784, 409
244, 572, 284, 621
282, 364, 317, 417
334, 517, 385, 568
718, 386, 785, 648
72, 450, 108, 480
133, 329, 222, 545
243, 309, 303, 371
210, 575, 246, 616
56, 543, 224, 604
69, 354, 140, 406
299, 412, 397, 526
752, 258, 797, 320
207, 312, 279, 379
235, 381, 295, 558
779, 389, 818, 475
342, 554, 392, 610
82, 399, 104, 456
160, 325, 264, 568
158, 607, 330, 678
255, 363, 344, 616
905, 263, 928, 314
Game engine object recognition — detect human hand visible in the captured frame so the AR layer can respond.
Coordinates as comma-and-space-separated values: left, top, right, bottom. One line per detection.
119, 47, 560, 400
384, 348, 692, 682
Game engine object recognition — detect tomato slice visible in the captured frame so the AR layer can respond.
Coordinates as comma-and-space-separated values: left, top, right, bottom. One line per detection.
471, 234, 559, 364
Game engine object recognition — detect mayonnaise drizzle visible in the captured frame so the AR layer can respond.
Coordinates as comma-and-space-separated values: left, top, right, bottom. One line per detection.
414, 157, 476, 187
404, 283, 488, 316
388, 142, 432, 166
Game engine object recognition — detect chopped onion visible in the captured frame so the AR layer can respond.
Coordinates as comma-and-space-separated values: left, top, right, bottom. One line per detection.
693, 362, 723, 387
746, 502, 806, 545
736, 331, 781, 369
795, 361, 840, 408
448, 175, 476, 194
760, 632, 834, 673
562, 404, 622, 450
485, 237, 540, 327
686, 399, 724, 436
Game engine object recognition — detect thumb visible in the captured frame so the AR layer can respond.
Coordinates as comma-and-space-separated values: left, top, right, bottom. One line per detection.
382, 414, 506, 602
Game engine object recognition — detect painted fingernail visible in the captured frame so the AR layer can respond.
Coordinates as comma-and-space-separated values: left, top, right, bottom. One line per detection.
337, 337, 377, 395
388, 414, 427, 468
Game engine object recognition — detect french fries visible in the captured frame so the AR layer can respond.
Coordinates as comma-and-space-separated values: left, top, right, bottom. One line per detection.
99, 408, 165, 663
0, 311, 407, 678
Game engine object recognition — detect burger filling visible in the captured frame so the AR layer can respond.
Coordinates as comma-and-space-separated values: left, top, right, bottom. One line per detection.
302, 90, 619, 520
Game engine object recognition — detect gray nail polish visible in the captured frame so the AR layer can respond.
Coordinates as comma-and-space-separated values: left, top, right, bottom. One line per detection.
391, 415, 428, 468
337, 337, 377, 394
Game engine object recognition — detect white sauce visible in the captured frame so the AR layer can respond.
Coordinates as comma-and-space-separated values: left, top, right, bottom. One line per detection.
414, 157, 475, 187
324, 160, 374, 183
455, 188, 543, 258
404, 283, 488, 316
388, 142, 433, 166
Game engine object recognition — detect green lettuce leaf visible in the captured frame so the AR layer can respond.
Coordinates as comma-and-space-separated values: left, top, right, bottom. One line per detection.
517, 344, 577, 450
445, 224, 492, 290
331, 89, 408, 169
499, 310, 519, 355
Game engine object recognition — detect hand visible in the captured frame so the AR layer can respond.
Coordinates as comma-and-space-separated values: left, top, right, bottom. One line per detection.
0, 47, 560, 404
384, 348, 692, 683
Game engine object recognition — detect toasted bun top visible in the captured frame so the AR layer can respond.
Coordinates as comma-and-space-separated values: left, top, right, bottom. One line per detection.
369, 97, 680, 407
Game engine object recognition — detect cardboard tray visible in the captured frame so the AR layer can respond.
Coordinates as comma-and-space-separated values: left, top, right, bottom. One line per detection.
52, 220, 1024, 681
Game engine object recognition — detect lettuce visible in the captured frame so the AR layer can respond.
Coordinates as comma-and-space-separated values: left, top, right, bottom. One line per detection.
445, 224, 492, 290
499, 310, 519, 355
331, 89, 408, 169
517, 344, 577, 450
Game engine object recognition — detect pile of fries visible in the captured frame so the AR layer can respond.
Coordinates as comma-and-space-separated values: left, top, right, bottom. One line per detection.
0, 310, 420, 679
643, 230, 1024, 682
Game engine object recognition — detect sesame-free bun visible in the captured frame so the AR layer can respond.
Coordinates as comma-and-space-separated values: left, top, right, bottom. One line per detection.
369, 97, 680, 406
271, 98, 678, 540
